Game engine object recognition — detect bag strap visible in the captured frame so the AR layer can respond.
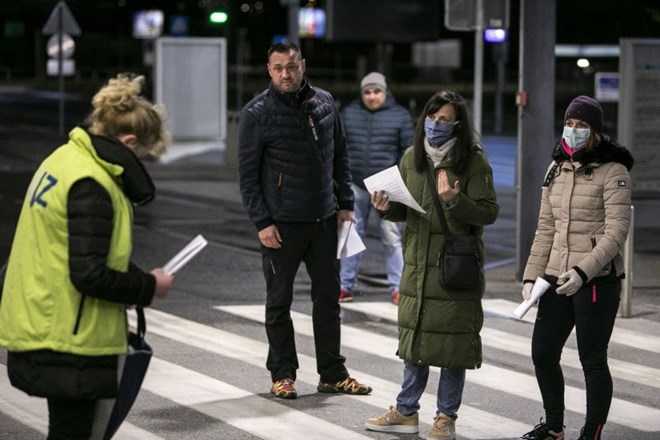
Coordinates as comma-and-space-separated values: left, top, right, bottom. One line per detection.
425, 164, 452, 237
425, 164, 476, 237
542, 161, 561, 187
135, 306, 147, 340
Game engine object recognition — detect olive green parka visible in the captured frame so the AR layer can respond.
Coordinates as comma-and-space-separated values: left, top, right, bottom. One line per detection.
383, 145, 499, 369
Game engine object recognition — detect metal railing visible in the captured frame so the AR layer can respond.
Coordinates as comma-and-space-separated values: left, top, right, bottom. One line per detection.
621, 206, 634, 318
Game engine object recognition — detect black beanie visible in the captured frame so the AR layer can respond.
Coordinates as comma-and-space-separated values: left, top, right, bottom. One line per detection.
564, 95, 603, 134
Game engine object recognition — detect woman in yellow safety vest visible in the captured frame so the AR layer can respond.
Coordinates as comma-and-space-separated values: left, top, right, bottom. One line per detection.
0, 73, 175, 440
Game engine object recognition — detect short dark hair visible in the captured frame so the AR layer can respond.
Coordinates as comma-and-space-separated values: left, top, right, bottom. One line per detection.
267, 41, 302, 61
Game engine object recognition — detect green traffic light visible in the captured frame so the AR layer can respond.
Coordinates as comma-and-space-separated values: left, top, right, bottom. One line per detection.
209, 11, 228, 23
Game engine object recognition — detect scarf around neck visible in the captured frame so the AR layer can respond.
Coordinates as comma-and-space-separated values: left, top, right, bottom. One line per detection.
424, 137, 456, 168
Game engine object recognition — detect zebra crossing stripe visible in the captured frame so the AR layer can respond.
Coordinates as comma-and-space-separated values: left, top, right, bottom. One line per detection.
482, 298, 660, 353
341, 301, 660, 390
0, 365, 47, 435
0, 365, 163, 440
138, 308, 530, 439
143, 358, 373, 440
216, 304, 660, 432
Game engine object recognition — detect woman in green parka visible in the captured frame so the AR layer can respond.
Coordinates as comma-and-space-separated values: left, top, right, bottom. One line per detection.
364, 91, 499, 440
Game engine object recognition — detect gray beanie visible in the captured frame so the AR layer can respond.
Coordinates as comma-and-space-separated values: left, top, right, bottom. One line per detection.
360, 72, 387, 92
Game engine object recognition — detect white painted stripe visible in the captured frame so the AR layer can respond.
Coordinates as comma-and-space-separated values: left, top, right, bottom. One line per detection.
482, 298, 660, 353
144, 358, 372, 440
0, 364, 162, 440
483, 298, 537, 322
0, 365, 47, 435
217, 305, 660, 432
139, 309, 530, 439
341, 301, 660, 389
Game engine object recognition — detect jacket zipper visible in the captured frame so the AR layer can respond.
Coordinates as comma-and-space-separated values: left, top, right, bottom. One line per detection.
73, 294, 86, 335
590, 237, 597, 303
308, 115, 318, 141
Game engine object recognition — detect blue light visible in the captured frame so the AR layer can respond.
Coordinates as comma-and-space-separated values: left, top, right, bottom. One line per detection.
484, 29, 507, 43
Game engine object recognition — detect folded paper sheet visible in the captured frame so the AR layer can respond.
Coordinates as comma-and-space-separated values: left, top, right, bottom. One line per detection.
163, 234, 208, 275
512, 276, 551, 319
363, 165, 425, 214
337, 220, 366, 259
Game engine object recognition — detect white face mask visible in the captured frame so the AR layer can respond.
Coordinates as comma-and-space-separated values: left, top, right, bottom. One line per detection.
562, 126, 591, 150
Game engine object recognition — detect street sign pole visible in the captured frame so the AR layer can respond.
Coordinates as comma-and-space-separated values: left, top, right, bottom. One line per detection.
42, 1, 81, 135
57, 8, 64, 135
445, 0, 509, 136
473, 0, 483, 135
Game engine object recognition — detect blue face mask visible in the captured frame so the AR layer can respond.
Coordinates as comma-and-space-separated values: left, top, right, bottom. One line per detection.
562, 126, 591, 150
424, 119, 456, 147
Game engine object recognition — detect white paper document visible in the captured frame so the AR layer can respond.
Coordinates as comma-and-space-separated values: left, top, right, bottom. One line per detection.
363, 165, 425, 214
512, 276, 552, 319
163, 234, 208, 275
337, 220, 366, 259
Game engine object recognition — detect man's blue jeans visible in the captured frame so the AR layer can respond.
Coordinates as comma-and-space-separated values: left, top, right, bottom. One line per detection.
395, 361, 466, 420
339, 184, 403, 293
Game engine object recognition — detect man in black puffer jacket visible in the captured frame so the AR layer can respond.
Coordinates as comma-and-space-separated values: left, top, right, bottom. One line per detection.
238, 41, 372, 400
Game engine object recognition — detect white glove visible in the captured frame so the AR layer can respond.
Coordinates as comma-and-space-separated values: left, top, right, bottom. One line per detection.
522, 282, 534, 301
556, 269, 583, 296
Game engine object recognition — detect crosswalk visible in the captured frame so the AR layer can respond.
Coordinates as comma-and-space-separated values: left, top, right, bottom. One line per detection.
1, 298, 659, 440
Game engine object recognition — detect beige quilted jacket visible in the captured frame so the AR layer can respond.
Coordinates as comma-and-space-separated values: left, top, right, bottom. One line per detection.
524, 137, 633, 284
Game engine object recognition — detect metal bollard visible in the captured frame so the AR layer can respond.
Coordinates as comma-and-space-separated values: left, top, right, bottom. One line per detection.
621, 206, 634, 318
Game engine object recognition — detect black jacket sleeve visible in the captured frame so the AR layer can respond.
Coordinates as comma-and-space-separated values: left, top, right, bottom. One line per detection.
68, 178, 155, 306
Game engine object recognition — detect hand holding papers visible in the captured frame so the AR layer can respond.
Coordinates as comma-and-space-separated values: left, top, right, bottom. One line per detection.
513, 276, 551, 319
337, 220, 366, 259
363, 165, 425, 214
163, 234, 208, 275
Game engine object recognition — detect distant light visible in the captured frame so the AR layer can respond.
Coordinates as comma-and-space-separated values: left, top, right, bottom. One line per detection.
555, 44, 619, 57
577, 58, 590, 68
209, 11, 228, 23
484, 29, 506, 43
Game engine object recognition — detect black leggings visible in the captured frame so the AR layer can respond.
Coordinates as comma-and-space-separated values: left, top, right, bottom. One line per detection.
531, 281, 620, 433
47, 397, 96, 440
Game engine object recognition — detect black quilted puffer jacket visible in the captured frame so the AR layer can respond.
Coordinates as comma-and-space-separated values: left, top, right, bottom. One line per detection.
238, 77, 354, 231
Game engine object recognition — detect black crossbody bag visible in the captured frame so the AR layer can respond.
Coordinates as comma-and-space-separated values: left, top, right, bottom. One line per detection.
425, 165, 482, 290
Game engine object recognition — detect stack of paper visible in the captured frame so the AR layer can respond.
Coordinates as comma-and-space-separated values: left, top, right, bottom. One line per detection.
512, 276, 551, 319
337, 220, 366, 259
163, 234, 208, 275
363, 165, 425, 214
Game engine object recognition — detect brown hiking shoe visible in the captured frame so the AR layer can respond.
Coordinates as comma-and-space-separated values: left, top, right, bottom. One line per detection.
427, 413, 456, 440
271, 378, 297, 399
365, 405, 419, 433
317, 376, 372, 395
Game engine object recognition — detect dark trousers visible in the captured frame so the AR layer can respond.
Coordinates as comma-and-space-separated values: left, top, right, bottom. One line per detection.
261, 217, 348, 383
47, 397, 95, 440
531, 281, 620, 433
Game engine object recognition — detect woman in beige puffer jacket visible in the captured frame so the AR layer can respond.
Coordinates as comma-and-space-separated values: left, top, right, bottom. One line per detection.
521, 96, 633, 440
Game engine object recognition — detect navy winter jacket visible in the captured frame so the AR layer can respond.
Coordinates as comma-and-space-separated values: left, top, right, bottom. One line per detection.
238, 78, 353, 231
341, 92, 414, 190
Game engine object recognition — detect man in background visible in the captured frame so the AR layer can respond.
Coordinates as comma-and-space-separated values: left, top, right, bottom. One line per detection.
339, 72, 414, 305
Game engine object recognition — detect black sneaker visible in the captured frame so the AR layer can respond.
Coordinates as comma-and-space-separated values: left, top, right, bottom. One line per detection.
521, 418, 564, 439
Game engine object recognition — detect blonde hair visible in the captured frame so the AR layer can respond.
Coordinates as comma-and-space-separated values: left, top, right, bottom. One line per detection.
87, 73, 170, 156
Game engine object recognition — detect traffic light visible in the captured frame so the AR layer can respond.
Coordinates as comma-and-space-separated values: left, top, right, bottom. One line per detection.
209, 11, 228, 24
